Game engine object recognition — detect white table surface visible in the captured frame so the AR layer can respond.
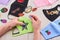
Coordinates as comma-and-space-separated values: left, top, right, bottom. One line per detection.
0, 0, 60, 40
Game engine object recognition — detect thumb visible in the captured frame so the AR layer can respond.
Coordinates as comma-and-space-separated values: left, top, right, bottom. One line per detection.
29, 16, 35, 23
30, 17, 35, 22
17, 22, 24, 25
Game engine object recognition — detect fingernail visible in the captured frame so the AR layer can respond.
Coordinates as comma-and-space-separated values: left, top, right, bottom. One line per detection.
29, 16, 32, 18
21, 24, 26, 26
22, 23, 25, 25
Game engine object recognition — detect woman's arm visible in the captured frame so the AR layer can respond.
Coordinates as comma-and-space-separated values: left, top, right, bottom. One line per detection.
0, 18, 24, 37
30, 15, 41, 40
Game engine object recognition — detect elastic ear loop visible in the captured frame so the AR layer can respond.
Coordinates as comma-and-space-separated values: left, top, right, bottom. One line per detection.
12, 27, 20, 35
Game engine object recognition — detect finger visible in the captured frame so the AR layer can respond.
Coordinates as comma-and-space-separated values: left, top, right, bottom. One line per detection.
11, 17, 18, 20
30, 15, 39, 21
17, 22, 25, 25
29, 16, 35, 23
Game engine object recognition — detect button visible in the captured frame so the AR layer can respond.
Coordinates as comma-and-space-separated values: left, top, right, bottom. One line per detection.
25, 6, 32, 13
1, 8, 8, 13
0, 19, 7, 23
32, 8, 37, 12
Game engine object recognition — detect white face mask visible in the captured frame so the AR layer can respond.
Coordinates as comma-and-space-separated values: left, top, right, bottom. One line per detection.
34, 0, 58, 7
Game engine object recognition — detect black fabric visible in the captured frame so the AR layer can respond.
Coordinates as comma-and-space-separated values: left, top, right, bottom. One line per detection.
8, 0, 29, 17
43, 5, 60, 21
22, 21, 28, 31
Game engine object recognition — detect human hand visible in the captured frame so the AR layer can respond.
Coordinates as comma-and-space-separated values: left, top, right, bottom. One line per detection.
7, 17, 24, 30
30, 15, 41, 32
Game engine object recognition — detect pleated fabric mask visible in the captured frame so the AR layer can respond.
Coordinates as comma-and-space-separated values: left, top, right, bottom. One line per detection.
34, 0, 58, 7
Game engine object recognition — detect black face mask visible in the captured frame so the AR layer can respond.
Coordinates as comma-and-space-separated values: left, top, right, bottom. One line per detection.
8, 0, 29, 17
43, 5, 60, 21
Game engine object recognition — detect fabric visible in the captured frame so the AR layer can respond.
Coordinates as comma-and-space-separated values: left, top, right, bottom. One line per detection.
34, 0, 58, 7
43, 5, 60, 21
17, 0, 24, 3
41, 19, 60, 40
12, 16, 33, 36
0, 0, 10, 5
48, 0, 57, 4
8, 0, 29, 17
